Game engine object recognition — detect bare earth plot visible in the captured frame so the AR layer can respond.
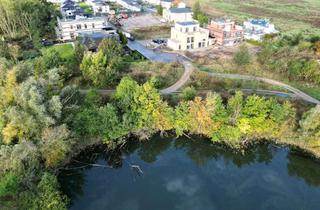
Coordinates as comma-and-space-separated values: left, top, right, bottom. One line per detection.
120, 14, 166, 31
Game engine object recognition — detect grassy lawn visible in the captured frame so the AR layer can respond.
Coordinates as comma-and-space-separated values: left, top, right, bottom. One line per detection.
184, 0, 320, 34
42, 43, 74, 60
131, 25, 171, 40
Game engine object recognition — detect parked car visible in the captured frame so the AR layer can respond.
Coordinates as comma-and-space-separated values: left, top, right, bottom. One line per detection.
152, 39, 166, 45
123, 32, 135, 41
41, 39, 54, 47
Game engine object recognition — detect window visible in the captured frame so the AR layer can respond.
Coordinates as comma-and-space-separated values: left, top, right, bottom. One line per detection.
187, 45, 190, 49
193, 26, 196, 32
186, 27, 189, 33
191, 37, 194, 42
180, 27, 182, 32
179, 45, 181, 50
187, 37, 190, 43
92, 23, 95, 28
76, 24, 81, 29
70, 25, 73, 29
70, 32, 74, 39
84, 24, 87, 29
198, 42, 201, 48
191, 44, 194, 49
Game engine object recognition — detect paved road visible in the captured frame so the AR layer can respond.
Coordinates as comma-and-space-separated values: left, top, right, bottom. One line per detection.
208, 72, 320, 105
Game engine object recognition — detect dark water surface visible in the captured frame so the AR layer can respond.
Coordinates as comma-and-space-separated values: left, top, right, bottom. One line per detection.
59, 136, 320, 210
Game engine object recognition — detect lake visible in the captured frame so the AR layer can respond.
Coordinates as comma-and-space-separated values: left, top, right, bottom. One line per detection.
59, 136, 320, 210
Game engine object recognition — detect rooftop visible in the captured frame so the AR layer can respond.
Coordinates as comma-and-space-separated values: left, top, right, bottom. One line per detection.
176, 21, 198, 26
60, 16, 106, 23
250, 19, 269, 27
161, 0, 172, 2
169, 7, 192, 13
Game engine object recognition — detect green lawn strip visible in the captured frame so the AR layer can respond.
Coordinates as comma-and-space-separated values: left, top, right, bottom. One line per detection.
42, 43, 74, 60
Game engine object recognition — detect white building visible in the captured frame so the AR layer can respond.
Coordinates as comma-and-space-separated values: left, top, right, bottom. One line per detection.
87, 0, 110, 15
115, 0, 141, 12
163, 6, 193, 23
243, 19, 278, 41
56, 16, 110, 41
168, 21, 213, 51
160, 0, 172, 9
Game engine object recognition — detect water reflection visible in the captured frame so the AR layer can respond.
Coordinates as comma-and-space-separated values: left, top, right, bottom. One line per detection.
59, 136, 320, 210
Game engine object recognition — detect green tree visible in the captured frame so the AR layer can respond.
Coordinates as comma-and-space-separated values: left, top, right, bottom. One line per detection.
156, 5, 163, 16
233, 44, 251, 66
227, 91, 243, 125
33, 173, 68, 210
300, 105, 320, 140
118, 31, 128, 45
180, 86, 196, 100
80, 39, 123, 87
0, 172, 21, 197
196, 13, 209, 27
80, 51, 119, 87
174, 101, 191, 137
40, 125, 72, 168
192, 1, 201, 19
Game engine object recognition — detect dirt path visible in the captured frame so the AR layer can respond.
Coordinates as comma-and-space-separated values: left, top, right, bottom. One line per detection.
207, 72, 320, 105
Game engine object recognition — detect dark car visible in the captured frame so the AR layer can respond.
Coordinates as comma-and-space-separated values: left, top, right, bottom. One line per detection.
41, 39, 54, 47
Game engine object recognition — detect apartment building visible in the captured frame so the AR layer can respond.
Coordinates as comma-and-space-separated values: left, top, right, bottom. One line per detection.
243, 19, 278, 41
162, 5, 193, 23
56, 16, 109, 41
168, 21, 212, 51
208, 19, 244, 46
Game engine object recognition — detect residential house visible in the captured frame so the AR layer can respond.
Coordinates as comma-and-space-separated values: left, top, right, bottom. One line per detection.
207, 18, 244, 46
162, 4, 193, 23
56, 16, 110, 41
115, 0, 141, 12
87, 0, 110, 15
160, 0, 172, 9
243, 19, 278, 41
60, 0, 83, 19
168, 21, 212, 50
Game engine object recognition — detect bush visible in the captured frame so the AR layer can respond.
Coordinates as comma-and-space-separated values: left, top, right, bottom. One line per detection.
33, 173, 68, 210
0, 172, 21, 197
180, 86, 197, 100
233, 45, 251, 66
